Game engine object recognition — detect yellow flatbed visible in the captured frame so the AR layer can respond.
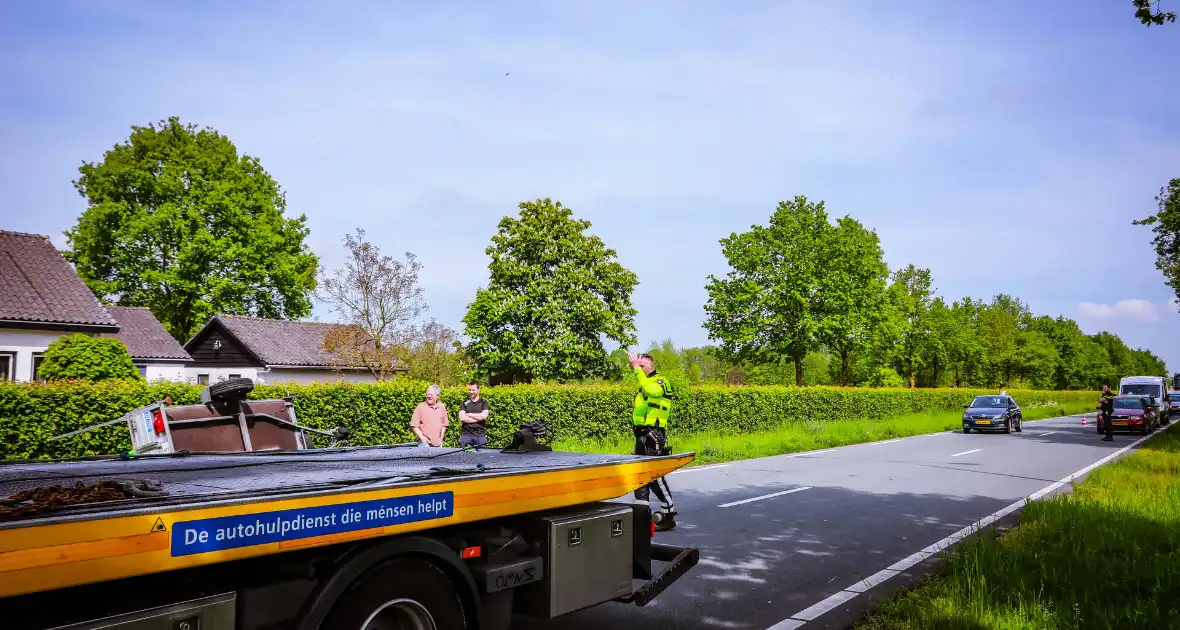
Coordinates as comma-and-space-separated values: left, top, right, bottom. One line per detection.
0, 445, 692, 600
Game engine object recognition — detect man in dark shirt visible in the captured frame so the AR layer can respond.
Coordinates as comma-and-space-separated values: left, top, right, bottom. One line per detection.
1097, 383, 1116, 442
459, 381, 490, 448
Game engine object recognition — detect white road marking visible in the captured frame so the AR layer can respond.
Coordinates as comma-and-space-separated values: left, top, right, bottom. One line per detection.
763, 423, 1169, 629
718, 486, 812, 508
866, 438, 906, 446
670, 463, 732, 475
1039, 431, 1060, 437
766, 619, 807, 630
950, 448, 982, 457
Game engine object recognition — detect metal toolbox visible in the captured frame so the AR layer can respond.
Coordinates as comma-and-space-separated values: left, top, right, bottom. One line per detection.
513, 502, 635, 618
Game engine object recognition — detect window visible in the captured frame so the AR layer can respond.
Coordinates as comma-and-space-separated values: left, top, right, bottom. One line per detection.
0, 352, 13, 380
197, 374, 210, 385
229, 374, 241, 379
31, 353, 45, 381
134, 364, 148, 378
1113, 398, 1144, 410
1121, 384, 1160, 398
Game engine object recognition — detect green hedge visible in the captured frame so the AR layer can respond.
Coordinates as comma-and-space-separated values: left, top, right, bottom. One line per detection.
0, 380, 1096, 460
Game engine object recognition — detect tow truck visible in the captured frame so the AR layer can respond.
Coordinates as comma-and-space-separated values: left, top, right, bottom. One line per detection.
0, 379, 699, 630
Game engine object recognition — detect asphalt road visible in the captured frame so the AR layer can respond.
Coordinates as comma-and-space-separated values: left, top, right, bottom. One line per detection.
511, 414, 1165, 630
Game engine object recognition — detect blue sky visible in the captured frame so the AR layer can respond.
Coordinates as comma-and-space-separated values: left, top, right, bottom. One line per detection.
2, 1, 1179, 372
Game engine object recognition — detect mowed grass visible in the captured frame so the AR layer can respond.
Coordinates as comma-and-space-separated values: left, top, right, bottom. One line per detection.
856, 427, 1180, 630
554, 401, 1093, 465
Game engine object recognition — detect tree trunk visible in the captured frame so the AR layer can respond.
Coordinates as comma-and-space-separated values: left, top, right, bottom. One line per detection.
908, 369, 916, 388
839, 348, 853, 386
794, 353, 804, 387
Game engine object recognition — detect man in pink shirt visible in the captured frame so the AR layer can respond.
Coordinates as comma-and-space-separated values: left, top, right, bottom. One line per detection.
410, 384, 449, 447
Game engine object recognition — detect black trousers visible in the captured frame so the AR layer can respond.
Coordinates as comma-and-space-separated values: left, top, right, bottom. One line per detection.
633, 426, 674, 511
1102, 411, 1113, 437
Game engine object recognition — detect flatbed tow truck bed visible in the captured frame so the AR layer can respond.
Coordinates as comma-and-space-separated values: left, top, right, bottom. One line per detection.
0, 445, 697, 630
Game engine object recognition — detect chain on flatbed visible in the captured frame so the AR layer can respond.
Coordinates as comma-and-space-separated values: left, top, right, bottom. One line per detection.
0, 479, 167, 520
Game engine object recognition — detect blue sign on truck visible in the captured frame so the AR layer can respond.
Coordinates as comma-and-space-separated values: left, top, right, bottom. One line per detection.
171, 491, 454, 556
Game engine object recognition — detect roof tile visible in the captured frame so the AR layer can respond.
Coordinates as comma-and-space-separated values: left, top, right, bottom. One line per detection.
215, 315, 406, 369
103, 307, 193, 361
0, 231, 117, 328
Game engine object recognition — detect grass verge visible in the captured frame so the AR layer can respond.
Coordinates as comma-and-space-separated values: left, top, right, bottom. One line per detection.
554, 400, 1093, 466
855, 425, 1180, 630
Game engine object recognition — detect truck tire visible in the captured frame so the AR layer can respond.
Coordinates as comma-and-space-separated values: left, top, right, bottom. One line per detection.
322, 558, 469, 630
208, 377, 254, 403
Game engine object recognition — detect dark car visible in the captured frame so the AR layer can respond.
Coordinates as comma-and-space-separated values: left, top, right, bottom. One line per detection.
1097, 396, 1159, 435
962, 395, 1023, 434
1169, 392, 1180, 417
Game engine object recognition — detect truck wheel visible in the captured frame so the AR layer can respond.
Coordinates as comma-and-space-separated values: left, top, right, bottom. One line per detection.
208, 377, 254, 403
322, 558, 468, 630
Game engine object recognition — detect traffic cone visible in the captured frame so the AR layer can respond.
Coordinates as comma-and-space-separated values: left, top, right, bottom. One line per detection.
1081, 414, 1088, 426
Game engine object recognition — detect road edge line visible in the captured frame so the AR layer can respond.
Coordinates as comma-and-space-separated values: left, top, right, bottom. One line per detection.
764, 421, 1170, 629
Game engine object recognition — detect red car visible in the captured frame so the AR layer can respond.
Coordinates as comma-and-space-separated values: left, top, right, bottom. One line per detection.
1097, 396, 1160, 435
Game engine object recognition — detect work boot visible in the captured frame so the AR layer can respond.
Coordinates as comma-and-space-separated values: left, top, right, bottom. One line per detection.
654, 509, 677, 532
1102, 435, 1113, 442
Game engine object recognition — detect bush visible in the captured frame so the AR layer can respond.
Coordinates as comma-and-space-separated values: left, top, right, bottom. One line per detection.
36, 333, 141, 382
0, 379, 1096, 460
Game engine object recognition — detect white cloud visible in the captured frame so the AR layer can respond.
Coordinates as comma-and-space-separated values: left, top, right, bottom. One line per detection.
1078, 299, 1160, 323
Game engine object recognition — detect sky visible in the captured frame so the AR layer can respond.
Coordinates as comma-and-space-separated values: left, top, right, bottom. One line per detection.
2, 1, 1179, 372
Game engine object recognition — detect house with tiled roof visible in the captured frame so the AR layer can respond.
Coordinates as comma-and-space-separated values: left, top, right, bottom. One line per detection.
0, 230, 193, 381
101, 306, 193, 381
182, 314, 403, 385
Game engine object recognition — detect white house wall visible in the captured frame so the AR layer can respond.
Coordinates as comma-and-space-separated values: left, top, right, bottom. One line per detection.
0, 329, 69, 382
265, 368, 378, 385
183, 367, 262, 385
143, 363, 190, 383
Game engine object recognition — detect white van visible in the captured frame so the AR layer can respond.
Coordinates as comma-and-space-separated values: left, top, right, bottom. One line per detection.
1119, 376, 1170, 424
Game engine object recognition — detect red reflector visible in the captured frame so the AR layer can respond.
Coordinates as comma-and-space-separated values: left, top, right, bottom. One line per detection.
651, 522, 656, 537
461, 546, 481, 559
152, 410, 166, 435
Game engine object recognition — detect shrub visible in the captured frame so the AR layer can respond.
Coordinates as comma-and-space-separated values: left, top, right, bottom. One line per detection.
36, 333, 141, 382
0, 380, 1096, 460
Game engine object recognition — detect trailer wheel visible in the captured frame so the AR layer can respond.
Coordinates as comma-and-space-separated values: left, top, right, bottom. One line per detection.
322, 558, 468, 630
208, 377, 254, 403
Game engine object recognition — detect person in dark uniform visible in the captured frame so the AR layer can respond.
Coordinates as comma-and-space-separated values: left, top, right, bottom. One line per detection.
1098, 383, 1116, 442
629, 351, 677, 531
458, 381, 490, 448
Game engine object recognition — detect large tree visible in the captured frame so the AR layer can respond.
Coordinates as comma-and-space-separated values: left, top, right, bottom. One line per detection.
816, 217, 890, 385
704, 196, 831, 386
65, 117, 319, 341
1134, 178, 1180, 309
887, 264, 936, 388
318, 228, 428, 381
462, 198, 639, 383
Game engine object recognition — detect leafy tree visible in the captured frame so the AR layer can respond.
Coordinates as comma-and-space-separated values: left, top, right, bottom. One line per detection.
1134, 0, 1176, 25
944, 299, 986, 387
1015, 331, 1059, 389
404, 320, 476, 386
1128, 348, 1168, 377
979, 296, 1021, 386
37, 334, 140, 382
918, 298, 953, 386
816, 217, 890, 385
886, 264, 936, 387
680, 346, 728, 384
704, 196, 830, 386
1134, 178, 1180, 308
463, 198, 639, 383
318, 228, 427, 381
65, 117, 319, 341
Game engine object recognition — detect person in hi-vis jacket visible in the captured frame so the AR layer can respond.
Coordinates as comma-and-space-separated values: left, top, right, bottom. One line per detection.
629, 351, 677, 531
